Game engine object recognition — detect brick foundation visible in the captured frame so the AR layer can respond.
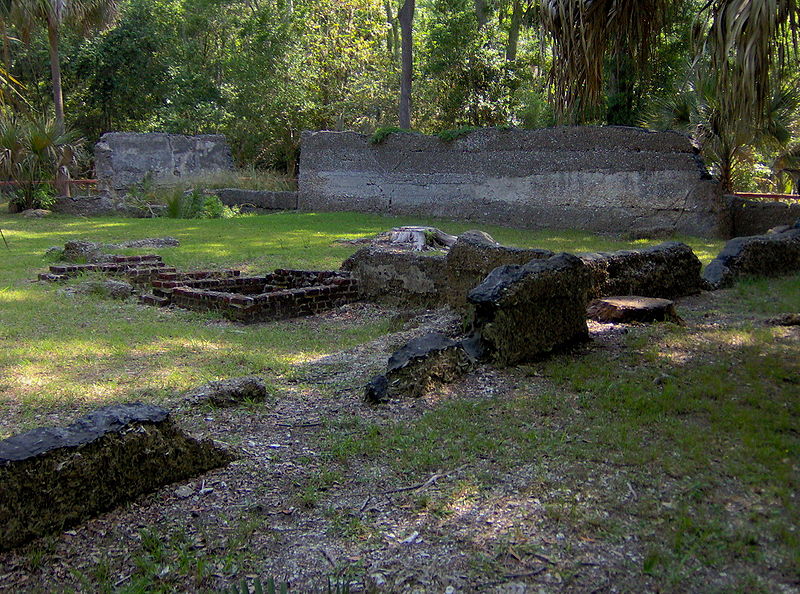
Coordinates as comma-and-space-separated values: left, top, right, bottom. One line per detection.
40, 256, 359, 323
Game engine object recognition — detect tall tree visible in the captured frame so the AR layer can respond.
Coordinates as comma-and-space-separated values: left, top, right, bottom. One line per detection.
10, 0, 118, 132
398, 0, 414, 128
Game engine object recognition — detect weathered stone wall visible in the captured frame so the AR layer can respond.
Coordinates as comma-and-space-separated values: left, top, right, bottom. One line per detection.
299, 127, 727, 237
212, 189, 298, 211
95, 133, 234, 191
727, 196, 800, 236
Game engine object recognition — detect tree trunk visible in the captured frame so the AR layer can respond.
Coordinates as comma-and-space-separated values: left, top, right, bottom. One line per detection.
385, 1, 400, 61
475, 0, 489, 28
398, 0, 414, 129
1, 20, 11, 71
46, 20, 64, 134
47, 19, 69, 196
718, 153, 734, 194
506, 0, 522, 61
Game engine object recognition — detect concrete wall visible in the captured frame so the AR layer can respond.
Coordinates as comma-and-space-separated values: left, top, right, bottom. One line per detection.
299, 127, 728, 237
95, 133, 234, 191
727, 196, 800, 237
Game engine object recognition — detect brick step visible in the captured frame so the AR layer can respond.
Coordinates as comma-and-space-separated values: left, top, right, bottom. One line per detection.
49, 262, 173, 276
139, 294, 171, 307
156, 269, 241, 282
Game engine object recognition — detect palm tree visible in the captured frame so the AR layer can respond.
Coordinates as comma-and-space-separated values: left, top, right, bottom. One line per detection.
0, 114, 83, 210
646, 70, 800, 193
540, 0, 800, 125
10, 0, 118, 133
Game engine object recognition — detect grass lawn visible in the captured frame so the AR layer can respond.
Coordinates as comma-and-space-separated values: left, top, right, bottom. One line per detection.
0, 209, 797, 592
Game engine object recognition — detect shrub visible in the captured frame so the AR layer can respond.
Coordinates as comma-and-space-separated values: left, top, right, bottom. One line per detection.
164, 190, 239, 219
0, 115, 83, 211
7, 184, 56, 212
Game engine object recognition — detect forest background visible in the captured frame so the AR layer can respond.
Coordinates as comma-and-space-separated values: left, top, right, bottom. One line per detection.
1, 0, 799, 194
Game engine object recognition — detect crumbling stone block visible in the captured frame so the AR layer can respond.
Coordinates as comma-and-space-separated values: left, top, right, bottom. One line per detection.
342, 248, 448, 308
587, 296, 682, 324
445, 231, 554, 308
365, 333, 479, 402
62, 240, 111, 263
468, 253, 591, 365
0, 403, 234, 551
580, 242, 703, 299
703, 228, 800, 289
186, 376, 269, 407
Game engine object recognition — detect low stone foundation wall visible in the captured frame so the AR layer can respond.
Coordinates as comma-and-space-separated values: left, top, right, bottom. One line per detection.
579, 242, 704, 299
212, 189, 298, 211
40, 255, 176, 285
171, 277, 359, 323
703, 227, 800, 289
727, 196, 800, 237
0, 403, 233, 550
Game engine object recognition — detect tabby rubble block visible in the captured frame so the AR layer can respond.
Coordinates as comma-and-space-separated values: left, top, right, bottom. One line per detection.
0, 403, 234, 551
468, 253, 591, 365
366, 333, 479, 401
579, 241, 703, 299
186, 376, 269, 407
703, 228, 800, 289
587, 296, 682, 324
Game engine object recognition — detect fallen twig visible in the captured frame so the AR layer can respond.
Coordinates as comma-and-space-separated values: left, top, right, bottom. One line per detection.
503, 568, 547, 579
533, 553, 556, 565
382, 464, 468, 495
0, 228, 9, 250
320, 548, 336, 568
359, 496, 371, 513
276, 422, 323, 428
626, 481, 637, 500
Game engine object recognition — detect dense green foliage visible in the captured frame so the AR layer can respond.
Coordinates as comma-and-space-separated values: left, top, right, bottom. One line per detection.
0, 0, 798, 191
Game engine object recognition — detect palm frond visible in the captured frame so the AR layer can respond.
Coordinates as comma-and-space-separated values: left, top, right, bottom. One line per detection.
540, 0, 668, 121
705, 0, 800, 123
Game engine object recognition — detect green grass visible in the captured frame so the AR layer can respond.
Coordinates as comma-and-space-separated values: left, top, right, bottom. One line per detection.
322, 274, 800, 586
3, 207, 793, 590
0, 208, 725, 434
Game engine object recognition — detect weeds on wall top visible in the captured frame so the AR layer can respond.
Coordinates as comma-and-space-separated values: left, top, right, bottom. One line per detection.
370, 127, 416, 144
437, 126, 479, 142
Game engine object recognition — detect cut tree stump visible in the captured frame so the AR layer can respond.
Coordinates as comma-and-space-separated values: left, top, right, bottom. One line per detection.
587, 296, 682, 324
390, 226, 457, 251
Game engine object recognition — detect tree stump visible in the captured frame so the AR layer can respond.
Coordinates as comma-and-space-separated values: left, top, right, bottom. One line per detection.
389, 226, 457, 251
587, 296, 682, 324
